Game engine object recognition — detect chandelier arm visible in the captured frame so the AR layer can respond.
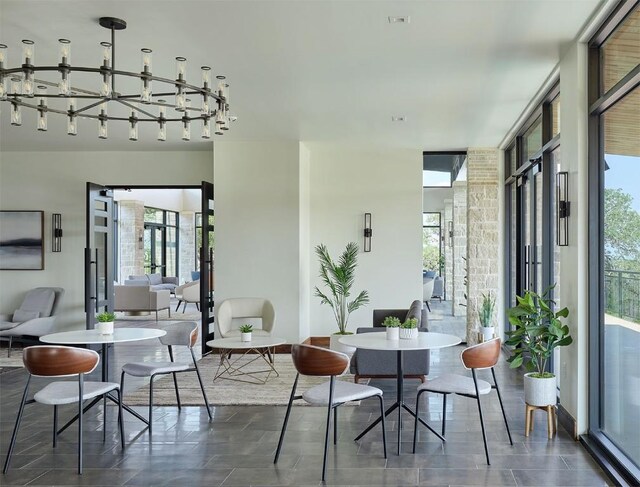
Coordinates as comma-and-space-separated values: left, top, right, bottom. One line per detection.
6, 94, 105, 99
8, 98, 69, 116
114, 99, 159, 121
73, 98, 109, 115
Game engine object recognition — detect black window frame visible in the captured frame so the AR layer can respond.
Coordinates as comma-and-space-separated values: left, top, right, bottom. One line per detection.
143, 206, 180, 278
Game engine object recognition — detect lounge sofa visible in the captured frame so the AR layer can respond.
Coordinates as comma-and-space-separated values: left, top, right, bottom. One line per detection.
125, 273, 178, 293
349, 300, 429, 383
114, 285, 171, 321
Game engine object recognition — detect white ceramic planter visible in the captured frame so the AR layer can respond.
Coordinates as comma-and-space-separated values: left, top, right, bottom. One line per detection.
97, 321, 114, 335
480, 326, 495, 342
386, 327, 399, 340
524, 373, 557, 406
330, 334, 356, 356
399, 328, 418, 340
241, 332, 252, 342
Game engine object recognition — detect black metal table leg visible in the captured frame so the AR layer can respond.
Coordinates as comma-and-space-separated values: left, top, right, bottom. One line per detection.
396, 350, 403, 454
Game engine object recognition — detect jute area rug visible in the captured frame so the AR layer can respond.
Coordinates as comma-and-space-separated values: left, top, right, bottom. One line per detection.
0, 352, 25, 373
115, 309, 201, 322
124, 353, 366, 407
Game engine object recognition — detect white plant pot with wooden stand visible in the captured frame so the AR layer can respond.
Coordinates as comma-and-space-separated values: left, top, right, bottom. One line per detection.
330, 334, 356, 356
524, 373, 556, 407
97, 321, 114, 335
480, 325, 495, 342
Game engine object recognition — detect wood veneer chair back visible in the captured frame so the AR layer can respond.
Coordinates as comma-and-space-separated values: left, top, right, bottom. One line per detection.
460, 338, 501, 370
291, 344, 349, 377
23, 346, 99, 377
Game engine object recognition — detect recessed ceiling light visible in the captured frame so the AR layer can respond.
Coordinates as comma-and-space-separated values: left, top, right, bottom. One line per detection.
388, 16, 410, 24
391, 116, 406, 122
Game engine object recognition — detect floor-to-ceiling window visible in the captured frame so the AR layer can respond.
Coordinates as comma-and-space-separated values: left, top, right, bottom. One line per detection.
588, 1, 639, 481
422, 212, 442, 276
143, 207, 179, 277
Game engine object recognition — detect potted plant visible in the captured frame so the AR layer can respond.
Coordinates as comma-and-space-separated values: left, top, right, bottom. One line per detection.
478, 292, 496, 341
314, 242, 369, 354
239, 324, 253, 342
399, 317, 419, 340
383, 316, 400, 340
506, 288, 572, 407
96, 312, 116, 335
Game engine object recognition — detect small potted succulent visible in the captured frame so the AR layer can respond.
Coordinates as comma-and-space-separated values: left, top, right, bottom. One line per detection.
506, 288, 572, 407
96, 312, 116, 335
383, 316, 400, 340
478, 292, 496, 341
239, 324, 253, 342
399, 317, 419, 340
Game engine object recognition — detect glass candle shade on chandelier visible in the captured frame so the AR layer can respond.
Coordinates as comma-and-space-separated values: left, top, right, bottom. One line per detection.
0, 17, 234, 141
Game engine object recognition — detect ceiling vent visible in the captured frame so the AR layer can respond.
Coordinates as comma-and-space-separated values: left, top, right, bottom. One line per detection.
391, 116, 406, 122
388, 16, 410, 24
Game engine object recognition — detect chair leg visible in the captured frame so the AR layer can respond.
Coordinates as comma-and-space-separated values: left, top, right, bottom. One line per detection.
116, 388, 125, 450
472, 370, 490, 465
78, 374, 84, 475
175, 300, 182, 312
102, 394, 107, 442
547, 406, 555, 439
3, 375, 31, 474
413, 389, 424, 454
183, 301, 187, 313
274, 374, 298, 463
195, 302, 200, 312
155, 311, 158, 322
442, 393, 447, 437
525, 404, 531, 437
491, 368, 513, 445
333, 406, 338, 445
425, 301, 431, 312
377, 394, 387, 459
148, 375, 154, 435
322, 376, 336, 482
7, 336, 12, 357
191, 348, 212, 420
168, 346, 181, 410
53, 406, 58, 448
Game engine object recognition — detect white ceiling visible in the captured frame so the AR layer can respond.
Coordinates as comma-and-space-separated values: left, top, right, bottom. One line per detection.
0, 0, 603, 151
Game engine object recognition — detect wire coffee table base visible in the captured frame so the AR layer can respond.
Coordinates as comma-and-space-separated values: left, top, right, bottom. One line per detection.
353, 350, 445, 454
214, 346, 279, 384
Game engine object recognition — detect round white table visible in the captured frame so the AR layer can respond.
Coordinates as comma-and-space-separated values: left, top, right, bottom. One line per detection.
339, 331, 461, 454
206, 336, 286, 384
40, 327, 166, 431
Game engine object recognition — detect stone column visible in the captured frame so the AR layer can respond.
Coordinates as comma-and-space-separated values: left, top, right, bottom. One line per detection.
118, 200, 145, 282
452, 182, 467, 317
180, 211, 196, 284
443, 199, 453, 303
466, 148, 499, 344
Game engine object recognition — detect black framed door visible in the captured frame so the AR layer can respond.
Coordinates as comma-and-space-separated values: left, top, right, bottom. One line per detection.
516, 161, 543, 296
144, 225, 166, 276
200, 181, 215, 354
85, 182, 114, 330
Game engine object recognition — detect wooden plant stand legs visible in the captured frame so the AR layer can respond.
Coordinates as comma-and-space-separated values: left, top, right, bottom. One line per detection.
525, 403, 556, 438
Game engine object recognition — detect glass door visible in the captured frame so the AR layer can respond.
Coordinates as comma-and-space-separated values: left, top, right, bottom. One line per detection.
144, 226, 166, 276
516, 162, 544, 296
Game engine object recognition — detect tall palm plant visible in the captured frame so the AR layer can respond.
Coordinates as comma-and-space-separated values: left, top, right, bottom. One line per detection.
314, 242, 369, 335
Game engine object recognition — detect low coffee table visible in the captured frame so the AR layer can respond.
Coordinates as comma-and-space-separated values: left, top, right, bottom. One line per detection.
206, 336, 286, 384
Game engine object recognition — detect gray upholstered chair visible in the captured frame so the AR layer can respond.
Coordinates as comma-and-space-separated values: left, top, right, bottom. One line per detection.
349, 300, 430, 383
216, 298, 275, 338
274, 344, 386, 481
3, 346, 123, 475
120, 321, 212, 434
0, 287, 65, 356
174, 280, 200, 312
412, 338, 513, 464
114, 285, 170, 321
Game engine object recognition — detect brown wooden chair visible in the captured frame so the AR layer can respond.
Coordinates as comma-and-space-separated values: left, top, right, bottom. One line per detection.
412, 338, 512, 464
274, 344, 387, 481
2, 346, 124, 475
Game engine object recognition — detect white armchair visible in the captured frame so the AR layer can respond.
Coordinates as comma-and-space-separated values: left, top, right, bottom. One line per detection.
0, 287, 65, 356
174, 280, 201, 313
216, 298, 275, 338
422, 278, 434, 312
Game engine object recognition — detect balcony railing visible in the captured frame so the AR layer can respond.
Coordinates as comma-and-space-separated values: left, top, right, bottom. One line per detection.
605, 269, 640, 324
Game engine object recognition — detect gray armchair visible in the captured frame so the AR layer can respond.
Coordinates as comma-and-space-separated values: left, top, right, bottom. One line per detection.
0, 287, 65, 356
349, 300, 429, 383
126, 273, 178, 293
114, 285, 170, 321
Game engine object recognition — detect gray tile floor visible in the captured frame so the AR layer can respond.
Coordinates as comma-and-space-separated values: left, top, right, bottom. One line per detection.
0, 317, 612, 486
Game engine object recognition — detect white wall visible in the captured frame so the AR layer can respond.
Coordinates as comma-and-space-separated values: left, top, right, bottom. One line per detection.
0, 150, 213, 331
423, 187, 453, 212
308, 144, 423, 336
213, 141, 304, 343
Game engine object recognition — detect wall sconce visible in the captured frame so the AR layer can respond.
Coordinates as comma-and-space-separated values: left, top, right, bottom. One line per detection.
138, 228, 144, 250
556, 171, 570, 246
52, 213, 63, 252
448, 220, 453, 247
363, 213, 372, 252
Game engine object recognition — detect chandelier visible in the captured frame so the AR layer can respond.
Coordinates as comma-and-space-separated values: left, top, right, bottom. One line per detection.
0, 17, 233, 141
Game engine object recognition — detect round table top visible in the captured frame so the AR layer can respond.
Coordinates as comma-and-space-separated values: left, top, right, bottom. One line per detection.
338, 331, 461, 351
206, 336, 286, 350
40, 327, 166, 345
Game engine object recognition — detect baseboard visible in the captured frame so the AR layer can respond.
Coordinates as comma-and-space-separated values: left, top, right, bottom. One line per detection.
557, 403, 578, 440
302, 336, 330, 348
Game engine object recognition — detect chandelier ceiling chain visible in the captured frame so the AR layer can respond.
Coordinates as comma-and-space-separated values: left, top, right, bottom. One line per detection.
0, 16, 234, 141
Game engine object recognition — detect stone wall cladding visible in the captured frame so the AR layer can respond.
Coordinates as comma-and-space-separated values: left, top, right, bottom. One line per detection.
180, 211, 196, 284
118, 201, 145, 282
444, 200, 453, 302
466, 148, 499, 344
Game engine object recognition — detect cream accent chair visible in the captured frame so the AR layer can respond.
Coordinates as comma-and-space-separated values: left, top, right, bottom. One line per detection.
174, 280, 201, 313
422, 278, 435, 312
216, 298, 275, 338
114, 285, 170, 321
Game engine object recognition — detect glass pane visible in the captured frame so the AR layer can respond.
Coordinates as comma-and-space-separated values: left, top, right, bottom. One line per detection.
166, 227, 176, 277
523, 180, 531, 289
144, 207, 163, 224
510, 184, 517, 307
602, 86, 640, 467
422, 227, 441, 274
535, 171, 543, 294
551, 148, 562, 386
154, 228, 164, 272
167, 212, 177, 226
522, 117, 543, 162
195, 212, 202, 227
423, 170, 451, 187
551, 96, 561, 138
422, 213, 440, 227
602, 7, 640, 94
143, 227, 152, 274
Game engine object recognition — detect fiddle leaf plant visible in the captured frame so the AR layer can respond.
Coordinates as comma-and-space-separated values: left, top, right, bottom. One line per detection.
314, 242, 369, 335
505, 287, 572, 378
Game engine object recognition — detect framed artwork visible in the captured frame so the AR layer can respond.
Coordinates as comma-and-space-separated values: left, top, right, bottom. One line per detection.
0, 211, 44, 270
